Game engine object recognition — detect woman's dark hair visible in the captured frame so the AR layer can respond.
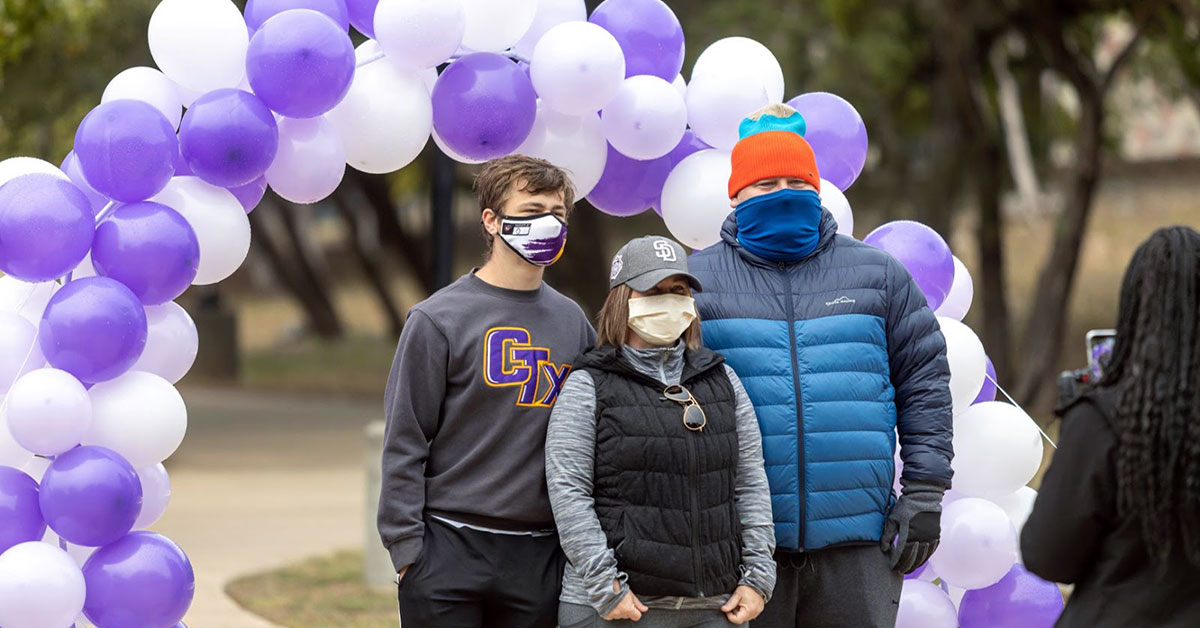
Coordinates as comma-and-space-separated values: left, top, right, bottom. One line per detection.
1101, 225, 1200, 565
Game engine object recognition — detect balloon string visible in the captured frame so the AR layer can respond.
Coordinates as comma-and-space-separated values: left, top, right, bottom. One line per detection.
95, 200, 117, 224
987, 373, 1058, 450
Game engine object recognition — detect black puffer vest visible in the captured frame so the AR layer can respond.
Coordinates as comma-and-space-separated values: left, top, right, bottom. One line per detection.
577, 345, 741, 597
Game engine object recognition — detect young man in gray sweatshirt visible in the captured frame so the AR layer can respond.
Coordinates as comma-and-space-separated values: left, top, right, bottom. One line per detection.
378, 155, 596, 628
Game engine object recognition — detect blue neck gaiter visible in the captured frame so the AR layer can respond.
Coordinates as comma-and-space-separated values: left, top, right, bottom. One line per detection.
735, 189, 824, 262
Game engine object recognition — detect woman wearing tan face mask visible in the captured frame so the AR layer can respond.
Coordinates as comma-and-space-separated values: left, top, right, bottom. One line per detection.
545, 237, 776, 627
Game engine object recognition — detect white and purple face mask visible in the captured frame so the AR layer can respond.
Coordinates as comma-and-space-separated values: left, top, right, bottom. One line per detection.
499, 213, 568, 267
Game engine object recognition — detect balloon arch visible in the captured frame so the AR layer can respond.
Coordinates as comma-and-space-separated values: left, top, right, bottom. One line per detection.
0, 0, 1060, 626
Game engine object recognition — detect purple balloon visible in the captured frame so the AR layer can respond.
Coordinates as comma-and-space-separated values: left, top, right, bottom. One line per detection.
0, 466, 46, 554
588, 130, 708, 217
959, 563, 1064, 628
61, 151, 110, 212
786, 92, 868, 191
39, 276, 148, 383
229, 176, 268, 213
91, 202, 200, 305
245, 0, 350, 32
75, 99, 178, 203
246, 9, 356, 119
864, 220, 955, 311
974, 356, 998, 404
904, 562, 928, 581
590, 0, 685, 81
179, 89, 279, 188
0, 174, 95, 282
39, 446, 142, 547
83, 531, 195, 628
432, 53, 538, 161
345, 0, 379, 37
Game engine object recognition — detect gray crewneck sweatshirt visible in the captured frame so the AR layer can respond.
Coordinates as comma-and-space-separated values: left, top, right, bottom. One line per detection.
545, 341, 776, 616
377, 272, 595, 571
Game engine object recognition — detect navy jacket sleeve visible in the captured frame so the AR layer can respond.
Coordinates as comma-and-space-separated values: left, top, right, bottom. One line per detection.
884, 258, 954, 487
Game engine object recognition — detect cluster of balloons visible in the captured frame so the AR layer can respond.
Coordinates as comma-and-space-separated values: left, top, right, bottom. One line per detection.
861, 222, 1063, 627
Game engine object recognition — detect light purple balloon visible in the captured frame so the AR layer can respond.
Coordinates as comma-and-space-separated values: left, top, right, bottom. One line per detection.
864, 220, 955, 311
588, 130, 708, 217
786, 92, 868, 191
432, 53, 538, 161
74, 99, 178, 203
83, 531, 195, 628
345, 0, 378, 37
39, 446, 143, 547
39, 277, 148, 383
0, 466, 45, 554
61, 151, 109, 212
974, 356, 998, 404
590, 0, 685, 81
0, 174, 95, 282
246, 9, 356, 119
959, 563, 1064, 628
179, 89, 279, 188
897, 580, 958, 628
245, 0, 350, 32
229, 176, 268, 213
91, 202, 200, 305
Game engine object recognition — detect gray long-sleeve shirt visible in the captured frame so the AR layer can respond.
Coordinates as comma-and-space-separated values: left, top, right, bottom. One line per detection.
545, 342, 776, 616
377, 272, 595, 571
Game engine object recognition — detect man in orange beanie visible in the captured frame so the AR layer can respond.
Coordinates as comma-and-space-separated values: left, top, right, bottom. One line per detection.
690, 103, 954, 627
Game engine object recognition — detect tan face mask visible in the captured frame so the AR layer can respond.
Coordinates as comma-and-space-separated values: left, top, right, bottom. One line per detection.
628, 294, 697, 346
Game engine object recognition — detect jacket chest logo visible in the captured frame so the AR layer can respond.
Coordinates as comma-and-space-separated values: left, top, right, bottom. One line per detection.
825, 295, 856, 307
483, 327, 572, 407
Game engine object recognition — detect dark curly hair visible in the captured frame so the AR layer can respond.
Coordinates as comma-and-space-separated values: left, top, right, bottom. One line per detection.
1101, 226, 1200, 565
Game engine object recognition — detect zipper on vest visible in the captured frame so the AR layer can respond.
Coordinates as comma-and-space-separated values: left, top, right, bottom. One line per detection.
685, 431, 705, 596
779, 262, 806, 549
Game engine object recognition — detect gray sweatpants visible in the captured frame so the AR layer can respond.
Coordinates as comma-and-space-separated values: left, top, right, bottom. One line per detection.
752, 545, 903, 628
559, 602, 736, 628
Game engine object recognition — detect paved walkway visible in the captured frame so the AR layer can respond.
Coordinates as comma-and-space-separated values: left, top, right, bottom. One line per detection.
154, 387, 378, 627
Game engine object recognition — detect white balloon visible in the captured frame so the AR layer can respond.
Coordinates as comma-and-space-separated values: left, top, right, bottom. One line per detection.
936, 256, 974, 322
461, 0, 536, 53
938, 317, 987, 414
85, 371, 187, 468
517, 102, 607, 198
602, 75, 688, 161
0, 408, 35, 468
267, 116, 347, 204
691, 36, 785, 103
0, 276, 58, 324
133, 463, 172, 530
432, 127, 486, 164
672, 73, 687, 99
531, 21, 626, 116
0, 312, 44, 396
132, 302, 198, 384
513, 0, 587, 59
4, 368, 91, 456
819, 177, 854, 237
0, 157, 69, 187
328, 55, 432, 174
171, 77, 206, 109
152, 177, 252, 285
148, 0, 249, 94
661, 149, 734, 249
374, 0, 465, 69
0, 542, 86, 628
952, 402, 1045, 500
102, 67, 185, 130
20, 455, 52, 483
896, 580, 958, 628
929, 497, 1018, 590
686, 70, 770, 150
989, 485, 1038, 537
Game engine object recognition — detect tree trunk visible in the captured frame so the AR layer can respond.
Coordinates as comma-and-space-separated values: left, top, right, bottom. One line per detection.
248, 200, 344, 338
347, 169, 437, 296
544, 201, 610, 317
333, 190, 405, 337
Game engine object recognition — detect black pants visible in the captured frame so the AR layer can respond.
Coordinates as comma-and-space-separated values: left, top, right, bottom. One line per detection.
752, 545, 902, 628
398, 518, 566, 628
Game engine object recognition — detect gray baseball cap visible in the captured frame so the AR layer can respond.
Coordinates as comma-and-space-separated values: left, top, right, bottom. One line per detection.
609, 236, 703, 292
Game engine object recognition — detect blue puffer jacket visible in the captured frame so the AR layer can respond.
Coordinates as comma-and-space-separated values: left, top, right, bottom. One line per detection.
691, 209, 953, 551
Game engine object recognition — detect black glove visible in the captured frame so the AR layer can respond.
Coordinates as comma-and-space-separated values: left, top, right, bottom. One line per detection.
881, 480, 944, 574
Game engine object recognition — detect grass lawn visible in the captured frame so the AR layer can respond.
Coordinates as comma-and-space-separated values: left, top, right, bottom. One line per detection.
241, 335, 396, 398
226, 551, 396, 628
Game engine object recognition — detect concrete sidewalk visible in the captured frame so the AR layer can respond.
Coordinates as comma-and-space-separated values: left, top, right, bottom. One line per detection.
154, 387, 378, 627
